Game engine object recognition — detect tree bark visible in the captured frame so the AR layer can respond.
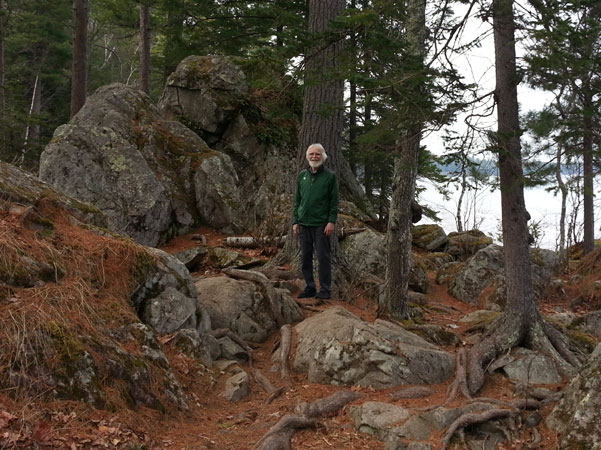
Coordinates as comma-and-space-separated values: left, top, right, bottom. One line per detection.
380, 0, 426, 319
139, 3, 151, 94
0, 0, 5, 117
582, 89, 594, 255
70, 0, 88, 117
466, 0, 579, 394
275, 0, 350, 297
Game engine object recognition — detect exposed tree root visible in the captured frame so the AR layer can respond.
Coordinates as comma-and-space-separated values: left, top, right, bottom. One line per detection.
253, 369, 287, 405
295, 390, 362, 418
442, 408, 517, 449
279, 324, 292, 380
210, 328, 254, 367
255, 391, 361, 450
446, 347, 472, 403
255, 414, 316, 450
223, 268, 286, 327
466, 314, 580, 395
295, 302, 322, 313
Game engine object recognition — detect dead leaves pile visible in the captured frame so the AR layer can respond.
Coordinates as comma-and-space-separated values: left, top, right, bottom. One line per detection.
1, 409, 149, 448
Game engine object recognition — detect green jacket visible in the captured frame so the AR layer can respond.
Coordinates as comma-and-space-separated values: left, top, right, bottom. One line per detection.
293, 165, 339, 226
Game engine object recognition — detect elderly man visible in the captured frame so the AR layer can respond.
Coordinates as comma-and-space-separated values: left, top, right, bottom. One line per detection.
293, 143, 339, 299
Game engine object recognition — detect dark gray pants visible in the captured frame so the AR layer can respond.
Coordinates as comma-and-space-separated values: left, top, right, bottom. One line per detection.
299, 225, 331, 294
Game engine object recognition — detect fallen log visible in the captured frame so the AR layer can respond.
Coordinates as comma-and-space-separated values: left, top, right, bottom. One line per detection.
226, 227, 367, 249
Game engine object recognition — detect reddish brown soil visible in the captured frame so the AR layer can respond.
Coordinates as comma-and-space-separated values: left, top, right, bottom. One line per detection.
1, 217, 595, 449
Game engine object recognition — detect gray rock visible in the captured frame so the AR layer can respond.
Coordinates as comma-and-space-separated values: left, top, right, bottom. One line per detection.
385, 439, 433, 450
131, 247, 201, 335
571, 310, 601, 338
172, 329, 213, 368
173, 246, 208, 271
412, 224, 448, 251
445, 229, 493, 261
39, 83, 205, 246
293, 307, 454, 388
342, 230, 429, 295
195, 276, 303, 343
547, 351, 601, 449
502, 348, 562, 384
0, 162, 107, 228
223, 371, 249, 402
218, 336, 249, 362
142, 287, 197, 334
193, 153, 243, 233
449, 245, 561, 306
159, 55, 248, 135
390, 402, 499, 441
350, 402, 412, 440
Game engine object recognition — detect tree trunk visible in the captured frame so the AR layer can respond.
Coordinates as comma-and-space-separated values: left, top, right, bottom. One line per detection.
582, 89, 594, 255
70, 0, 88, 117
556, 143, 567, 267
139, 3, 151, 94
276, 0, 349, 297
0, 0, 5, 116
380, 0, 426, 319
296, 0, 345, 173
466, 0, 579, 395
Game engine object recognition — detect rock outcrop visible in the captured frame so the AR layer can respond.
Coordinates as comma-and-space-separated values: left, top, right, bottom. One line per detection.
293, 307, 454, 388
39, 83, 248, 245
547, 347, 601, 449
195, 276, 303, 343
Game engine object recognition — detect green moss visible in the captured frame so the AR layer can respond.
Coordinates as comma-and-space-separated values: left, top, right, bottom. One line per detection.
565, 329, 597, 354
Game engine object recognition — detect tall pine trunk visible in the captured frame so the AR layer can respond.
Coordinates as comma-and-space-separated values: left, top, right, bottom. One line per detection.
582, 89, 594, 255
276, 0, 347, 295
466, 0, 579, 394
380, 0, 426, 318
71, 0, 88, 117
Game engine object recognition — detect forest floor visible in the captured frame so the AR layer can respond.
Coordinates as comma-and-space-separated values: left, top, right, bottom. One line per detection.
2, 223, 597, 450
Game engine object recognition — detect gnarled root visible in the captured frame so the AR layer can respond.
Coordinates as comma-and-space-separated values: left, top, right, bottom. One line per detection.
442, 408, 517, 449
466, 314, 580, 395
255, 390, 361, 450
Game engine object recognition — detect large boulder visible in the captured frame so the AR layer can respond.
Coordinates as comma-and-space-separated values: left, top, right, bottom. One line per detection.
159, 55, 249, 138
445, 229, 493, 261
412, 225, 448, 252
194, 276, 303, 343
341, 230, 429, 294
159, 55, 298, 233
449, 244, 561, 306
547, 348, 601, 449
131, 247, 204, 335
39, 83, 244, 246
293, 307, 454, 388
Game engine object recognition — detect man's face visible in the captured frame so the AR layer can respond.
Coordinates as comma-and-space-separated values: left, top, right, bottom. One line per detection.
307, 148, 323, 169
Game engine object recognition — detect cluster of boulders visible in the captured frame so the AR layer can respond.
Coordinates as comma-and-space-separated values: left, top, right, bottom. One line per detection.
3, 53, 600, 449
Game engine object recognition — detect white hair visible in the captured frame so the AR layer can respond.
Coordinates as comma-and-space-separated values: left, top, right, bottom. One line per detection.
306, 143, 328, 161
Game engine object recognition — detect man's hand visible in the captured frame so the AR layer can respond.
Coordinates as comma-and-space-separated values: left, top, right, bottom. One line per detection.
293, 224, 300, 235
324, 222, 335, 237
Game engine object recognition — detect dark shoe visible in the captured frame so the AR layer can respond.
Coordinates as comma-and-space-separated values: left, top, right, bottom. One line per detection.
298, 289, 316, 299
315, 290, 331, 300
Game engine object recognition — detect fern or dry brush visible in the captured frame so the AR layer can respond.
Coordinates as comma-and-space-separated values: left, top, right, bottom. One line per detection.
0, 204, 147, 400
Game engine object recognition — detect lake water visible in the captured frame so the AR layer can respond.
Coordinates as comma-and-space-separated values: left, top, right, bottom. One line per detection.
418, 180, 598, 250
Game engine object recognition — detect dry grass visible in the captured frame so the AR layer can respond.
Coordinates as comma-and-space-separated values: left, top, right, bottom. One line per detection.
0, 203, 148, 403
